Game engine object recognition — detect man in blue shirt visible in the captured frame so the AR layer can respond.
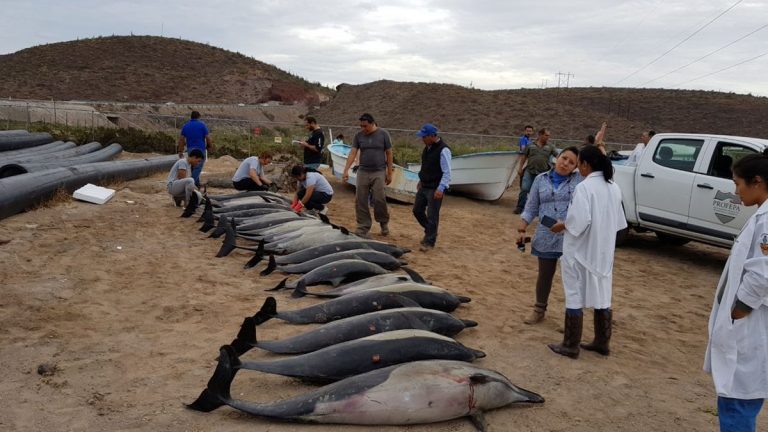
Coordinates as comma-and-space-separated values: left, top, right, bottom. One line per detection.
413, 123, 451, 252
519, 124, 534, 152
177, 111, 213, 187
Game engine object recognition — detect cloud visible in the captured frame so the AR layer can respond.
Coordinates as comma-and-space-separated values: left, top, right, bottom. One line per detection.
1, 0, 766, 95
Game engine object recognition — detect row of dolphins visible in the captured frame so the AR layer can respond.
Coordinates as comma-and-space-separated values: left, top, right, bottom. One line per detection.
182, 191, 544, 431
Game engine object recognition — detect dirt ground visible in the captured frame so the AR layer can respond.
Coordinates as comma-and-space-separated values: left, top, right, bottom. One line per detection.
0, 155, 763, 432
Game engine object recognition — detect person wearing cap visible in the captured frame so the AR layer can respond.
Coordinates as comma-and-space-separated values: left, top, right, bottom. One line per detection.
342, 113, 393, 238
290, 164, 333, 215
177, 111, 213, 187
412, 124, 451, 251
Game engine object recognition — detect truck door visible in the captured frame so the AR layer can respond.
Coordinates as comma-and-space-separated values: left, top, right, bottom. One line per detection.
688, 140, 758, 243
635, 137, 706, 228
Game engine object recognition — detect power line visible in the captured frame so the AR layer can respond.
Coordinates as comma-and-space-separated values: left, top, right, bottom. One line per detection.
638, 22, 768, 87
613, 0, 744, 85
671, 50, 768, 88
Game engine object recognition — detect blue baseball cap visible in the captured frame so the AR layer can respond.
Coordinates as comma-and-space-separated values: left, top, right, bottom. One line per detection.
416, 123, 438, 137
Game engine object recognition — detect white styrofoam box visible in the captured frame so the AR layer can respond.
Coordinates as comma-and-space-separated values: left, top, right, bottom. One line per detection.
73, 183, 116, 205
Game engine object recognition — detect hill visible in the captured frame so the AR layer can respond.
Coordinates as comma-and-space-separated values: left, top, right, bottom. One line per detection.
314, 81, 768, 143
0, 36, 332, 105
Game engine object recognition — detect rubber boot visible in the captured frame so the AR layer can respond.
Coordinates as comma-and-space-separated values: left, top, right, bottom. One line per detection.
581, 309, 612, 356
548, 312, 583, 359
523, 303, 547, 325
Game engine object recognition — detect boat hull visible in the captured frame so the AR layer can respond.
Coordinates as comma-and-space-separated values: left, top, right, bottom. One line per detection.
329, 144, 418, 204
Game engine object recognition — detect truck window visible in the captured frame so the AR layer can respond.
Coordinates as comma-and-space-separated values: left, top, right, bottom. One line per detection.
706, 142, 757, 179
652, 139, 704, 173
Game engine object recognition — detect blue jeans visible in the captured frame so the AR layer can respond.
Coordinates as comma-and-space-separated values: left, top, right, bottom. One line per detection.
718, 397, 764, 432
191, 156, 206, 187
305, 163, 321, 170
516, 170, 535, 211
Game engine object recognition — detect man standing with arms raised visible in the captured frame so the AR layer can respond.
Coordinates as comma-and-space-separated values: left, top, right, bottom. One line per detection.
413, 123, 451, 252
178, 110, 213, 187
343, 113, 393, 238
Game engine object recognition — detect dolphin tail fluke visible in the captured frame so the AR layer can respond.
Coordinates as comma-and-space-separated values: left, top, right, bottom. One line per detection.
230, 317, 258, 356
461, 319, 479, 328
291, 279, 308, 298
186, 345, 239, 412
199, 203, 215, 232
402, 267, 426, 284
209, 215, 228, 239
259, 255, 277, 276
457, 295, 472, 303
197, 197, 212, 223
243, 253, 263, 269
252, 297, 277, 324
265, 277, 287, 291
216, 232, 237, 258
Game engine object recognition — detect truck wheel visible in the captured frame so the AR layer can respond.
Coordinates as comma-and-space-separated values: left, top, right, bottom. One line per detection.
655, 232, 690, 246
616, 227, 629, 247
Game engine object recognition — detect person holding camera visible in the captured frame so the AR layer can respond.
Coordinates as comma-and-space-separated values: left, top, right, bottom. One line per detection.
516, 146, 582, 324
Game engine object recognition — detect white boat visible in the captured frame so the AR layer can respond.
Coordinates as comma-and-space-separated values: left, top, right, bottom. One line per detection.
328, 143, 419, 203
409, 151, 521, 201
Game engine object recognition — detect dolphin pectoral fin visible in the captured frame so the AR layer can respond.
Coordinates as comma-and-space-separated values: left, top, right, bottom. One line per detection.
266, 278, 287, 292
259, 255, 276, 276
330, 277, 345, 287
187, 346, 238, 412
291, 279, 308, 298
252, 297, 277, 325
468, 411, 487, 432
230, 317, 258, 356
392, 294, 421, 308
401, 267, 426, 284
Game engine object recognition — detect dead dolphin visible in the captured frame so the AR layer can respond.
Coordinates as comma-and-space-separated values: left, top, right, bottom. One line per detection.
261, 249, 406, 276
293, 281, 471, 310
188, 348, 544, 430
268, 259, 391, 290
231, 330, 485, 382
243, 239, 411, 269
252, 294, 421, 325
229, 307, 478, 355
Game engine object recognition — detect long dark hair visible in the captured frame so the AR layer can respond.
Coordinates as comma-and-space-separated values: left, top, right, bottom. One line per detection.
732, 149, 768, 185
579, 145, 613, 182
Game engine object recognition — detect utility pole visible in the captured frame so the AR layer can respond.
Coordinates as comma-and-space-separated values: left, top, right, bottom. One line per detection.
565, 72, 574, 88
555, 72, 574, 88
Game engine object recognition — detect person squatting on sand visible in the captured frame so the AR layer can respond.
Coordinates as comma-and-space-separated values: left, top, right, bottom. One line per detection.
517, 146, 583, 324
412, 123, 452, 252
177, 110, 213, 187
231, 152, 273, 191
548, 145, 627, 359
704, 151, 768, 432
290, 164, 333, 215
167, 149, 203, 207
342, 113, 393, 238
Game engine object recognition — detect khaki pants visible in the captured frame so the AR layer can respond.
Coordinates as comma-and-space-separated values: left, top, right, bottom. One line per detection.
355, 169, 389, 233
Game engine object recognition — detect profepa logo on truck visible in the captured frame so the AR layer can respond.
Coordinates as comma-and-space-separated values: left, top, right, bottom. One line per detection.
713, 190, 742, 224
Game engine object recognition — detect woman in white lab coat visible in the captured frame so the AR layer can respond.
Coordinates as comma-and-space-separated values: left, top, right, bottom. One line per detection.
704, 152, 768, 432
549, 145, 627, 359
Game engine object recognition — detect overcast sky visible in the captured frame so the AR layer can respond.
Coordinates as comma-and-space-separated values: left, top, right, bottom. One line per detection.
3, 0, 767, 96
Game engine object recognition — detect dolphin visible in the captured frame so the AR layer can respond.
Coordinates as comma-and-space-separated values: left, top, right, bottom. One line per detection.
188, 348, 544, 430
261, 249, 406, 276
245, 239, 410, 269
268, 259, 391, 290
230, 329, 485, 382
252, 294, 421, 325
310, 271, 424, 296
229, 307, 478, 356
293, 281, 470, 308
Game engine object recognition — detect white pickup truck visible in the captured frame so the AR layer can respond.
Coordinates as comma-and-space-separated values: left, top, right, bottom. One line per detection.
613, 133, 768, 247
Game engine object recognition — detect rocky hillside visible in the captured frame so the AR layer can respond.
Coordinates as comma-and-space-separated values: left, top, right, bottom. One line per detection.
0, 36, 332, 105
314, 81, 768, 143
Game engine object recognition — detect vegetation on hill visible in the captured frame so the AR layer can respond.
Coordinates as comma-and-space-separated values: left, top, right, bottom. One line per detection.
0, 36, 333, 105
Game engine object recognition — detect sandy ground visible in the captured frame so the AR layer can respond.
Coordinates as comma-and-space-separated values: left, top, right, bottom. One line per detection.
0, 155, 763, 432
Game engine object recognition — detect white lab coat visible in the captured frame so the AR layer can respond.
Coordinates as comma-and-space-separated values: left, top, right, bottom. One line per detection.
704, 201, 768, 399
561, 172, 627, 309
626, 143, 645, 165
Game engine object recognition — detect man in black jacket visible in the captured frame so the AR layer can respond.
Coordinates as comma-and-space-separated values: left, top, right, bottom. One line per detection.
413, 123, 452, 251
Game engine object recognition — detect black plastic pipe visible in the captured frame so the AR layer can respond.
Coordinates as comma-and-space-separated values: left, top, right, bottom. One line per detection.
0, 141, 74, 161
2, 142, 102, 164
0, 144, 124, 178
0, 133, 54, 151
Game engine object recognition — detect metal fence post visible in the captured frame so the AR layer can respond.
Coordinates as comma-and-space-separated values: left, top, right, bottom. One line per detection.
26, 102, 30, 128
